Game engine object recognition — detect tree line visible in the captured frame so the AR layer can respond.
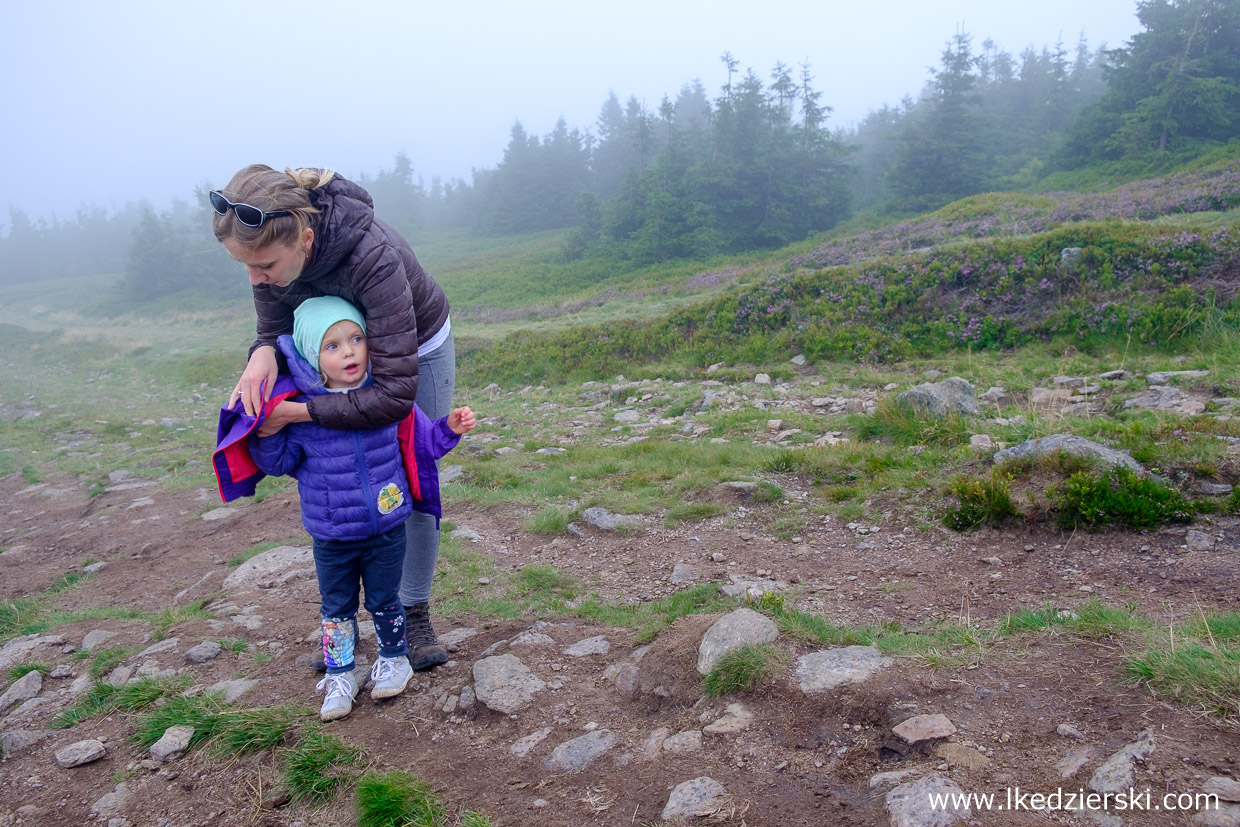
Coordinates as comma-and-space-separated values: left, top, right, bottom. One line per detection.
2, 0, 1237, 299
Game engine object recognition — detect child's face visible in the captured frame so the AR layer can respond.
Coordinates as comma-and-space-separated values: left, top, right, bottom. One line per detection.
319, 320, 368, 389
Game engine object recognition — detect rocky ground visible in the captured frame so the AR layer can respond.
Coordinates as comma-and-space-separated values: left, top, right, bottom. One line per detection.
2, 366, 1240, 826
1, 456, 1239, 827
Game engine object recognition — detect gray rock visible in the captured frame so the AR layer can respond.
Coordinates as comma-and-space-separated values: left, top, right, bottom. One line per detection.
438, 627, 479, 650
150, 725, 195, 763
1193, 802, 1240, 826
994, 433, 1143, 474
893, 713, 957, 745
510, 631, 555, 648
1089, 728, 1155, 794
1199, 482, 1234, 496
473, 654, 545, 714
1204, 777, 1240, 803
201, 507, 240, 521
563, 635, 610, 657
90, 783, 131, 816
602, 661, 640, 696
440, 465, 464, 484
613, 410, 641, 423
886, 774, 971, 826
0, 729, 51, 756
56, 739, 108, 767
207, 678, 258, 703
82, 629, 120, 651
661, 730, 703, 754
137, 638, 180, 658
703, 703, 753, 735
720, 481, 757, 495
580, 506, 643, 532
1187, 530, 1216, 551
1057, 746, 1094, 779
754, 373, 771, 385
1056, 723, 1085, 739
969, 434, 995, 451
697, 608, 778, 674
1147, 370, 1209, 385
222, 545, 312, 591
670, 562, 698, 584
1124, 385, 1206, 415
105, 664, 135, 687
870, 769, 923, 791
1098, 370, 1132, 381
790, 354, 806, 366
795, 645, 893, 694
896, 377, 979, 418
0, 669, 42, 712
458, 685, 476, 710
542, 729, 619, 772
0, 634, 64, 670
183, 641, 223, 663
661, 776, 730, 820
450, 527, 483, 543
83, 560, 108, 573
510, 727, 553, 757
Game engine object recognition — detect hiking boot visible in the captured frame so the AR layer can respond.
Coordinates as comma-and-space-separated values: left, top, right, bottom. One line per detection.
316, 670, 359, 721
405, 602, 448, 671
370, 655, 413, 700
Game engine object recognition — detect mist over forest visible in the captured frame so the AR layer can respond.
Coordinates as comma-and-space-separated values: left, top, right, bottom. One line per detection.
2, 0, 1237, 305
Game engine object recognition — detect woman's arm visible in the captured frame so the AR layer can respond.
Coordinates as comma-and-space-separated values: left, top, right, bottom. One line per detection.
306, 242, 422, 430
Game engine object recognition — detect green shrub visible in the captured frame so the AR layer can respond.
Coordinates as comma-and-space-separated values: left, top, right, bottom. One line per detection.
1047, 467, 1193, 530
943, 472, 1019, 531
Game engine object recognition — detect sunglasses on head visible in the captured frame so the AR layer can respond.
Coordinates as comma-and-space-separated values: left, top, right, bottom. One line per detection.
209, 190, 292, 228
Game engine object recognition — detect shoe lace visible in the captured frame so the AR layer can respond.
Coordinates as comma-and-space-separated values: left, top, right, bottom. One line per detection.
370, 657, 398, 683
316, 673, 354, 700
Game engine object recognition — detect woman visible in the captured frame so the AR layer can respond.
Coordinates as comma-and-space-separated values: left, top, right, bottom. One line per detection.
213, 164, 453, 671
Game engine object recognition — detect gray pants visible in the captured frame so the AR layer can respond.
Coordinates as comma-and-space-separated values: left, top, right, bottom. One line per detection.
399, 331, 455, 606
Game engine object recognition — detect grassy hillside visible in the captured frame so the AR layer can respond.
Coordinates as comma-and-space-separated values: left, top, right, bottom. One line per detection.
2, 155, 1239, 538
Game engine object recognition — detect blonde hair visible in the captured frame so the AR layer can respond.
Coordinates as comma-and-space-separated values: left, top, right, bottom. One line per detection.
211, 164, 336, 249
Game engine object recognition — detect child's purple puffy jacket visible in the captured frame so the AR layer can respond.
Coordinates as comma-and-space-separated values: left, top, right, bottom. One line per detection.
245, 335, 460, 542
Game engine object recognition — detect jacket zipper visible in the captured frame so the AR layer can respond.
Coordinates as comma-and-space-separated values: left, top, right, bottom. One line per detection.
353, 432, 378, 537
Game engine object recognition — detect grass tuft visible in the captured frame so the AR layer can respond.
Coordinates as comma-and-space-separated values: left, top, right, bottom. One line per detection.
283, 729, 363, 804
702, 644, 789, 697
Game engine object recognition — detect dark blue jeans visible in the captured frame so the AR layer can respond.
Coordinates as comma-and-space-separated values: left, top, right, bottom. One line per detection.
313, 524, 409, 673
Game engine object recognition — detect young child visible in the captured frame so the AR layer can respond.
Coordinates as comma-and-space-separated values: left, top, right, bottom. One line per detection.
247, 296, 475, 721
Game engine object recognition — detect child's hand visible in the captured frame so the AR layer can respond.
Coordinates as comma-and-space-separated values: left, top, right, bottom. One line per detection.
447, 406, 476, 435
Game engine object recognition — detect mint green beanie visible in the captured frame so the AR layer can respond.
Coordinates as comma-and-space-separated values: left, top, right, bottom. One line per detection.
292, 296, 366, 372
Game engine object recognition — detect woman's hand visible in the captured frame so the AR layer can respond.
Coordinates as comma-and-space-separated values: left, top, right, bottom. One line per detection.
230, 346, 279, 416
256, 401, 310, 437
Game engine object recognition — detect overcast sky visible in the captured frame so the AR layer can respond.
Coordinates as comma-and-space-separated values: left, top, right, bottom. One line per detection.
1, 0, 1142, 223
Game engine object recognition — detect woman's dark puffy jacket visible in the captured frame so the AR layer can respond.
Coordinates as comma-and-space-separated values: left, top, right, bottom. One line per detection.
247, 336, 461, 541
249, 174, 449, 431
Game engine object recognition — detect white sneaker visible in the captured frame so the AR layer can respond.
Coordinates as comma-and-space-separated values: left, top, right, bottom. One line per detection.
316, 671, 359, 721
370, 655, 413, 700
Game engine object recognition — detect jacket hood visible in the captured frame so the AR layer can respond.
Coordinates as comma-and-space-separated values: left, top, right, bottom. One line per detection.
300, 175, 374, 284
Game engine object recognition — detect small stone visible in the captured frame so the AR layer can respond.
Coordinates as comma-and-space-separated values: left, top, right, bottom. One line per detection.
892, 713, 956, 744
150, 725, 195, 763
662, 777, 730, 821
56, 739, 108, 767
1057, 723, 1085, 739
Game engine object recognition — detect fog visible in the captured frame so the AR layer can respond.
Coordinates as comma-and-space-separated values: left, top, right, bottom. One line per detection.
1, 0, 1140, 222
